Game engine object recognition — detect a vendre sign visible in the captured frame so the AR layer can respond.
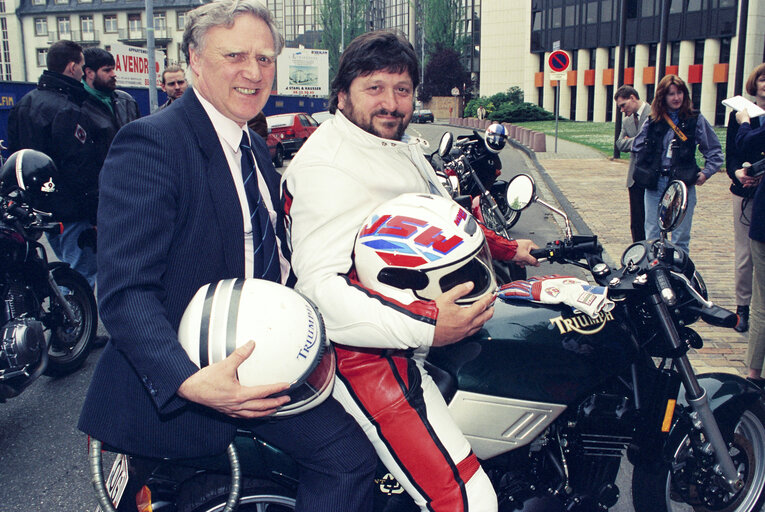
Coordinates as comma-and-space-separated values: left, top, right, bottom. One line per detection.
111, 42, 166, 89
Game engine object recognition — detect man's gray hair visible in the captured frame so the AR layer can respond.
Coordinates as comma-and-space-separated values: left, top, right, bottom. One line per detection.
181, 0, 284, 65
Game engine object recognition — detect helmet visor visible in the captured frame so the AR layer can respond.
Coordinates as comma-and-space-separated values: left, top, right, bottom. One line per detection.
438, 243, 495, 302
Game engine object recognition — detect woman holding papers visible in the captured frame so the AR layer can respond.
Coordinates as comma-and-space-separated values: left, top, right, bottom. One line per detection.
726, 64, 765, 335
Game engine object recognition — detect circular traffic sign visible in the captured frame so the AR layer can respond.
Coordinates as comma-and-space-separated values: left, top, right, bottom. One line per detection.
548, 50, 570, 73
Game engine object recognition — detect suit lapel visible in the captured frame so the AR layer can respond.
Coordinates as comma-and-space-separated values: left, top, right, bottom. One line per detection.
180, 90, 245, 276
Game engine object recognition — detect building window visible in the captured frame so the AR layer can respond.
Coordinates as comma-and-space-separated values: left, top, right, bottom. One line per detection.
670, 0, 682, 13
719, 37, 731, 64
54, 0, 67, 4
128, 13, 142, 37
648, 43, 657, 66
79, 0, 92, 4
601, 0, 613, 22
103, 14, 117, 33
642, 0, 655, 17
34, 17, 48, 36
37, 48, 47, 67
608, 47, 615, 68
586, 1, 598, 23
627, 45, 636, 68
570, 86, 577, 120
645, 83, 655, 103
605, 84, 614, 120
694, 40, 704, 64
32, 0, 45, 5
80, 15, 94, 35
670, 41, 680, 66
688, 0, 702, 11
715, 83, 727, 125
0, 18, 9, 79
587, 85, 594, 121
691, 83, 701, 110
176, 11, 186, 30
589, 50, 596, 69
552, 7, 562, 28
154, 12, 166, 30
57, 17, 71, 36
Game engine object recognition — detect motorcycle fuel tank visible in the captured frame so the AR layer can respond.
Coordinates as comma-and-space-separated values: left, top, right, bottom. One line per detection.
427, 298, 634, 459
428, 298, 633, 407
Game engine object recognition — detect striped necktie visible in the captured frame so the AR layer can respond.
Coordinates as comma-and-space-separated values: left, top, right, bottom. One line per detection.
239, 132, 281, 282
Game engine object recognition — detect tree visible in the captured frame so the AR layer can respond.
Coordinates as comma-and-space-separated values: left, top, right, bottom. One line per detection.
315, 0, 367, 80
417, 48, 469, 103
421, 0, 465, 59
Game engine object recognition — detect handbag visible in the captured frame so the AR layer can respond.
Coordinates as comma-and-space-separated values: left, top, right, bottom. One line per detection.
633, 164, 659, 190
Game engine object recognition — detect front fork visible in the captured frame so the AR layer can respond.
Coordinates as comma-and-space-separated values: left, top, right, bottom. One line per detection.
46, 270, 77, 324
651, 293, 745, 493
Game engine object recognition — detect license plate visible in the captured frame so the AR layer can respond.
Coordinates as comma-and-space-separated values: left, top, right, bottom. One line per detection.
95, 453, 129, 512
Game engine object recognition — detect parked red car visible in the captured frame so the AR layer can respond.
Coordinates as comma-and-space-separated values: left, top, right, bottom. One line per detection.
266, 113, 319, 157
265, 132, 285, 168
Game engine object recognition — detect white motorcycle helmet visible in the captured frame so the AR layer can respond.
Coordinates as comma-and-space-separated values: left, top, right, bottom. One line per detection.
178, 278, 335, 417
354, 193, 497, 305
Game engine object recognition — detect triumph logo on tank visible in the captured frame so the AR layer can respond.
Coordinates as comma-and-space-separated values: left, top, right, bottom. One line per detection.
549, 310, 615, 335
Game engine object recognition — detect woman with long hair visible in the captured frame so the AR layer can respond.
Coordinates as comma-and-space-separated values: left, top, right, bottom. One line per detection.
633, 74, 723, 255
726, 63, 765, 334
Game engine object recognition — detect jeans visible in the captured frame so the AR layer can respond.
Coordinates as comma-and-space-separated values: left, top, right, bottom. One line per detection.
644, 175, 697, 255
46, 221, 97, 288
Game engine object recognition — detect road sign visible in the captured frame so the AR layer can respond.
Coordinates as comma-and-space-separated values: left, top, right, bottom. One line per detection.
550, 72, 567, 80
548, 50, 571, 73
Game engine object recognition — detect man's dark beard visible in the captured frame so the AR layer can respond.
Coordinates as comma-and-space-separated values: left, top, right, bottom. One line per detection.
94, 76, 116, 93
342, 97, 408, 141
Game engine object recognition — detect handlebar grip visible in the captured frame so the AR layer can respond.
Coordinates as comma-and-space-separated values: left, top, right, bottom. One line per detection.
652, 268, 677, 307
530, 247, 553, 259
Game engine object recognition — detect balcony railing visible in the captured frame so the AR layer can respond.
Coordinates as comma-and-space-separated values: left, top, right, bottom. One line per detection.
48, 30, 100, 44
117, 27, 172, 42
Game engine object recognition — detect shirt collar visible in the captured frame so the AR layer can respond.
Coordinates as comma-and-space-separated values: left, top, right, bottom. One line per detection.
193, 88, 248, 153
333, 110, 430, 150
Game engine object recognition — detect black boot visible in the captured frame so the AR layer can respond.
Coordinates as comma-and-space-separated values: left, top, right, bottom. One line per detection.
735, 305, 750, 333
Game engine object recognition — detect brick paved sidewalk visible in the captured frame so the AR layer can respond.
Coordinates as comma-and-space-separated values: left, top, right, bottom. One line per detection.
537, 154, 748, 376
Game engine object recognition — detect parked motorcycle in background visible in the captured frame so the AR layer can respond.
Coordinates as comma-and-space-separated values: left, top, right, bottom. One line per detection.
430, 124, 526, 282
0, 150, 98, 401
89, 178, 765, 512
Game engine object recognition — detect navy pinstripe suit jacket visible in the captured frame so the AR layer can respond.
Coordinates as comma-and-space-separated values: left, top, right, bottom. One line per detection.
78, 90, 282, 459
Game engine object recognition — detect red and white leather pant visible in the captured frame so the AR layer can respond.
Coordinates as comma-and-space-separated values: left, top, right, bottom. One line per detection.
332, 345, 498, 511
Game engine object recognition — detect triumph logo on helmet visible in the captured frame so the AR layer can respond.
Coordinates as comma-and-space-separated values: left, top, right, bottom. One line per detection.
40, 178, 56, 193
550, 310, 615, 335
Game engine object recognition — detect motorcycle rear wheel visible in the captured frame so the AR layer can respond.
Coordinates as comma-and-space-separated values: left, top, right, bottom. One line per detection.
177, 474, 295, 512
42, 267, 97, 376
632, 402, 765, 512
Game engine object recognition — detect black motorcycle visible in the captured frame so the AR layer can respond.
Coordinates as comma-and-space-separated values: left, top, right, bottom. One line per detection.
0, 165, 98, 401
90, 177, 765, 512
431, 127, 527, 283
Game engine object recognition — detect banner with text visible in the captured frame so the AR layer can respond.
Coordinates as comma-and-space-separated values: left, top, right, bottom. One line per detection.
277, 48, 329, 97
111, 42, 166, 89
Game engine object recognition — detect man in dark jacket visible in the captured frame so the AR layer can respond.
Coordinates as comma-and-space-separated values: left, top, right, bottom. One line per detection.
7, 40, 103, 287
82, 48, 140, 140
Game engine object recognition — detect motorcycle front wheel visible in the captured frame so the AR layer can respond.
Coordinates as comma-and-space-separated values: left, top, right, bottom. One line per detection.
42, 267, 97, 376
632, 401, 765, 512
177, 474, 295, 512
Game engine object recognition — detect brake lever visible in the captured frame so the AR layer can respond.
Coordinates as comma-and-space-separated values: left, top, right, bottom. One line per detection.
669, 270, 714, 309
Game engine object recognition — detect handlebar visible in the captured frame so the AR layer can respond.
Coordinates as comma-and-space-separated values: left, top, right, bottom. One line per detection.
531, 235, 602, 264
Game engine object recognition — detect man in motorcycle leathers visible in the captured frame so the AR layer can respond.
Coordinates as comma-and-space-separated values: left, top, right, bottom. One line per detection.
282, 30, 537, 512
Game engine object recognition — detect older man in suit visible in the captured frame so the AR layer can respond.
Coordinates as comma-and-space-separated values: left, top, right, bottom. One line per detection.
77, 1, 375, 510
615, 85, 650, 242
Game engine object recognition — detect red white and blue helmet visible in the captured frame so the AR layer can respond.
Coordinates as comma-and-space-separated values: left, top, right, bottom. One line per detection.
354, 193, 497, 305
177, 278, 335, 417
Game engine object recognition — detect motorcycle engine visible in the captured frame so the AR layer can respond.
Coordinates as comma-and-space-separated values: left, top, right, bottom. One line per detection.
1, 317, 45, 375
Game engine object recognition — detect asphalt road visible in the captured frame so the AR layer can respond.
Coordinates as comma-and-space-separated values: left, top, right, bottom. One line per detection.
0, 121, 646, 512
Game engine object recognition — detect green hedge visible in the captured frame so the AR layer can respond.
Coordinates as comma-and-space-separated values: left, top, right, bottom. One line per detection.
489, 102, 555, 123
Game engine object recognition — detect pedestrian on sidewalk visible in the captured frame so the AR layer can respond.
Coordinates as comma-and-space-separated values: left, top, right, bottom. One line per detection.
633, 74, 723, 255
726, 63, 765, 333
614, 85, 650, 243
